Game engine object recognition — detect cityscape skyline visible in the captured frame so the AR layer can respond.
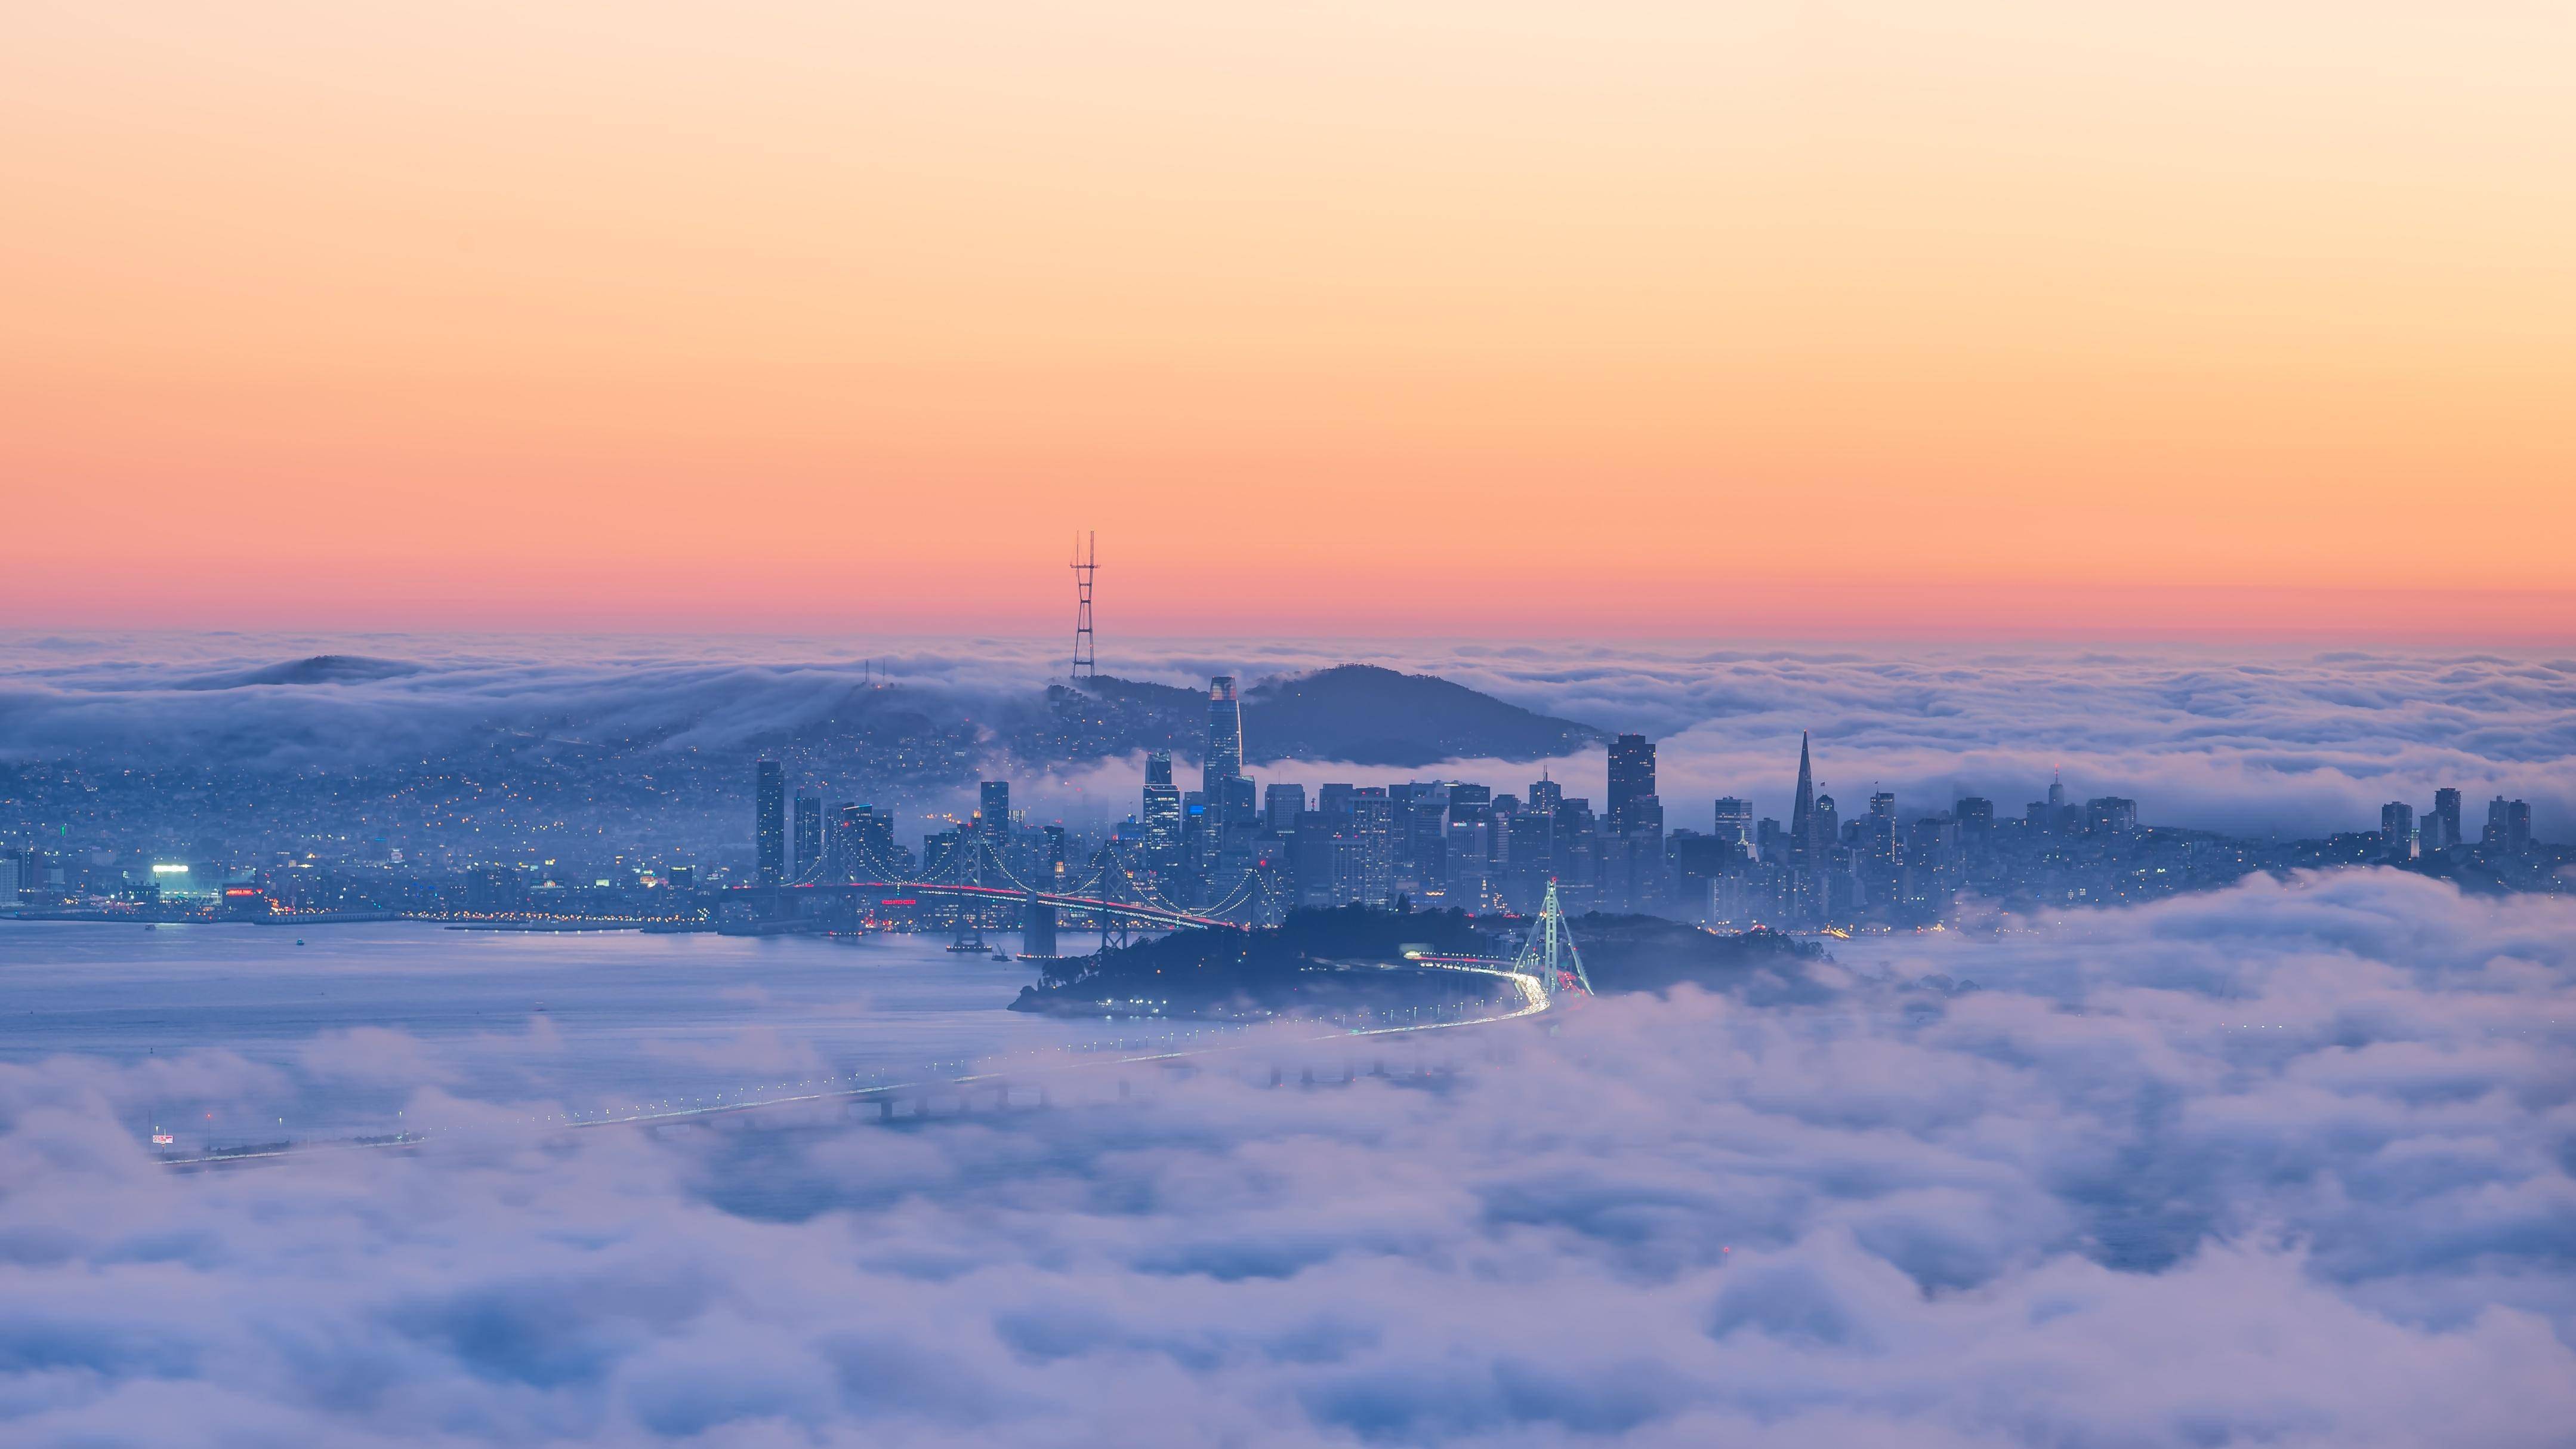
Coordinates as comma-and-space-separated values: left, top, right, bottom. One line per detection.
14, 650, 2552, 935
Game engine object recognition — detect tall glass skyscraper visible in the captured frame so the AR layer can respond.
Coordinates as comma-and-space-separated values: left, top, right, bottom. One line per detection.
1203, 676, 1243, 799
755, 760, 786, 885
1606, 733, 1655, 832
1141, 751, 1183, 871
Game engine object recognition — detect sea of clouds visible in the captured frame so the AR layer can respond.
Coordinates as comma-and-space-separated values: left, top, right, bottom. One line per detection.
2, 632, 2571, 839
5, 868, 2573, 1445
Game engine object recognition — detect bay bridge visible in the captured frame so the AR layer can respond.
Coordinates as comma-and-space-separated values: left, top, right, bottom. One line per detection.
715, 823, 1287, 947
712, 824, 1599, 1004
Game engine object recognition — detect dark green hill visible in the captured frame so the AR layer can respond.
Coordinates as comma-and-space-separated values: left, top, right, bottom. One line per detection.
1242, 665, 1602, 765
1010, 905, 1504, 1019
1569, 914, 1830, 1006
1036, 665, 1603, 770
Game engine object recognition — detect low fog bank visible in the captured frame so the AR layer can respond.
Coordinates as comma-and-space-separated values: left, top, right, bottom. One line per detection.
3, 632, 2570, 840
4, 869, 2571, 1444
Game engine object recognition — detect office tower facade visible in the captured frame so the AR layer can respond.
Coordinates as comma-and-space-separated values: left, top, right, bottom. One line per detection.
1606, 733, 1656, 833
1350, 788, 1395, 904
979, 781, 1011, 839
1181, 791, 1212, 881
2428, 787, 2463, 852
755, 761, 786, 885
2380, 801, 2414, 855
1865, 791, 1899, 861
1264, 782, 1307, 833
1954, 796, 1994, 842
1505, 807, 1554, 911
1713, 797, 1753, 852
793, 795, 823, 881
1552, 798, 1599, 908
1708, 873, 1756, 929
838, 803, 891, 878
1141, 753, 1183, 871
1528, 772, 1563, 817
1393, 782, 1449, 892
1443, 817, 1491, 909
2485, 797, 2531, 855
1203, 676, 1243, 799
1217, 775, 1258, 828
2085, 797, 2139, 834
1317, 783, 1357, 825
1608, 794, 1664, 911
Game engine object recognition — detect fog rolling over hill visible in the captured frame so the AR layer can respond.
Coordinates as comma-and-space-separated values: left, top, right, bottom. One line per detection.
1065, 664, 1604, 769
0, 652, 1606, 854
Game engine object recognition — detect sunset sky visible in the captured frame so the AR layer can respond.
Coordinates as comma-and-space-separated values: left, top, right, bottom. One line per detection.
5, 2, 2570, 637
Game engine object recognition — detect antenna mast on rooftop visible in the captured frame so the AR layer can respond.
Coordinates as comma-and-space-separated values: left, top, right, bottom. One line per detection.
1070, 531, 1098, 682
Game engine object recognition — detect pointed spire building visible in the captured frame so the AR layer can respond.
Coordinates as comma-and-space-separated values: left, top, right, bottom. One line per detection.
1790, 732, 1818, 865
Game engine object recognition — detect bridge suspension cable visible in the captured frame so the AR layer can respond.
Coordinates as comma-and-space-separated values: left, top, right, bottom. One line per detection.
1508, 880, 1594, 997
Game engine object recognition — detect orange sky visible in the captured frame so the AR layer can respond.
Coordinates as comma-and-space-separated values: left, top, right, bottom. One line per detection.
4, 2, 2571, 637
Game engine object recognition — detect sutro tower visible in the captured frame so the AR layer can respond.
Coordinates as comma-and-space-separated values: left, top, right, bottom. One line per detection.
1070, 531, 1098, 682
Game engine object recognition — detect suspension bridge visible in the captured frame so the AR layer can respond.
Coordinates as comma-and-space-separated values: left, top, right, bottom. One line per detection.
715, 825, 1288, 945
717, 824, 1597, 1006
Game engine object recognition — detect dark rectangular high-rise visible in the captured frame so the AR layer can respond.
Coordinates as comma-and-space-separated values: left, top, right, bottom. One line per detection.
1528, 773, 1563, 817
2427, 788, 2463, 852
1350, 788, 1395, 905
2485, 796, 2531, 855
2380, 801, 2414, 855
1263, 782, 1306, 833
979, 781, 1011, 839
755, 761, 786, 885
1606, 734, 1655, 833
1713, 797, 1753, 852
1141, 752, 1183, 872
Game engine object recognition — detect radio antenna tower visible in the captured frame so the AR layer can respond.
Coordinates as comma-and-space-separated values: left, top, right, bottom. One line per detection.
1070, 531, 1098, 682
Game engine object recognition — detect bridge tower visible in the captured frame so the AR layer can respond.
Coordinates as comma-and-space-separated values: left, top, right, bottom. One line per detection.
1510, 878, 1594, 997
945, 832, 991, 952
1022, 887, 1057, 959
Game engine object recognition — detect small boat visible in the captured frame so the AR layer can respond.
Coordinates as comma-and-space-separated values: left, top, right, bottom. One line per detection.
991, 952, 1011, 961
